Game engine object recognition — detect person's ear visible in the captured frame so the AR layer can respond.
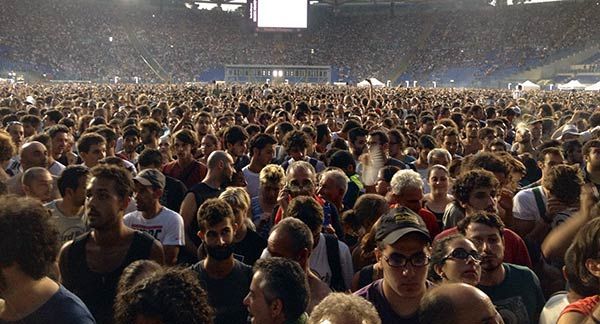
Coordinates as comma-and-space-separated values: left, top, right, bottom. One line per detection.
374, 247, 382, 262
434, 264, 445, 279
197, 230, 206, 241
269, 298, 283, 318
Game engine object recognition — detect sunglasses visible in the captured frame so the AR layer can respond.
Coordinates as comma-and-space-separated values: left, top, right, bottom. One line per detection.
443, 248, 481, 263
383, 252, 430, 268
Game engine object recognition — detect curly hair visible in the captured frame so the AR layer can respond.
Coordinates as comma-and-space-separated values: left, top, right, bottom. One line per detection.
196, 198, 234, 232
461, 152, 509, 178
0, 195, 59, 279
173, 129, 199, 147
283, 130, 310, 151
259, 164, 285, 187
90, 165, 134, 200
542, 164, 583, 205
114, 267, 213, 324
309, 293, 381, 324
452, 169, 499, 206
253, 257, 309, 322
116, 260, 162, 297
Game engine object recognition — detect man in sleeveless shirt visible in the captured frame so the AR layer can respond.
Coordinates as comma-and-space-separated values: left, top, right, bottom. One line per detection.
58, 165, 164, 324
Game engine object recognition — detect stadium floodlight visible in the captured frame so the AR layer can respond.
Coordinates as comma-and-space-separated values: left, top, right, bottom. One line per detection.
109, 37, 113, 42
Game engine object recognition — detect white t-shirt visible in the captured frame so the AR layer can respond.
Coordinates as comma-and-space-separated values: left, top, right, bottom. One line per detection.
124, 207, 185, 246
242, 166, 260, 199
513, 186, 547, 221
48, 160, 66, 176
45, 200, 87, 244
260, 233, 353, 290
539, 292, 569, 324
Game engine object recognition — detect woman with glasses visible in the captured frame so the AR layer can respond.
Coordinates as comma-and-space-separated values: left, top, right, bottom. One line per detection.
429, 234, 482, 286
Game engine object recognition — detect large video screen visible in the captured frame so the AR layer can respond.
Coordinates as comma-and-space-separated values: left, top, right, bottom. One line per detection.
256, 0, 308, 29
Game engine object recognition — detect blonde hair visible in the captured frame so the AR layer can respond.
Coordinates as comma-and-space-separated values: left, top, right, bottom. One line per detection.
259, 164, 285, 187
219, 187, 250, 213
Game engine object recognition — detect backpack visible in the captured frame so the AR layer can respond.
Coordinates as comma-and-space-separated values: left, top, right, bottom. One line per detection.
324, 233, 346, 292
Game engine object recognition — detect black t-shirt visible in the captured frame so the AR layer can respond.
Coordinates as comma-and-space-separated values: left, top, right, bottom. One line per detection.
160, 175, 187, 212
191, 260, 252, 324
179, 182, 223, 265
233, 228, 267, 266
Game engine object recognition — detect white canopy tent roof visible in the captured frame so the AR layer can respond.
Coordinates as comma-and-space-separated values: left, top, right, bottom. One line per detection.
519, 80, 541, 91
558, 80, 586, 90
357, 78, 386, 88
585, 81, 600, 91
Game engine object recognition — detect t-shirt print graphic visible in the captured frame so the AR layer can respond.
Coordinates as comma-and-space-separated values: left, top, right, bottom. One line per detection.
494, 296, 530, 324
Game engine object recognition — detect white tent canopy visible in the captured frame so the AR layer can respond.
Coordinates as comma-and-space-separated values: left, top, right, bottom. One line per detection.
558, 80, 586, 90
585, 81, 600, 91
357, 78, 385, 88
519, 80, 541, 91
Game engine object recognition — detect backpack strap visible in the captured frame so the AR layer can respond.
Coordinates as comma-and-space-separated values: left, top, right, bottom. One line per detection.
532, 186, 547, 222
324, 233, 345, 292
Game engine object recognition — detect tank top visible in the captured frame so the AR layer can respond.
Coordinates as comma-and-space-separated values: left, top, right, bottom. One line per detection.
63, 231, 154, 324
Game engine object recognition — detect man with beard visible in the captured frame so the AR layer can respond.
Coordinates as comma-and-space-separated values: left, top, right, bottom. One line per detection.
48, 124, 71, 167
137, 119, 161, 153
179, 150, 236, 264
582, 140, 600, 192
124, 169, 185, 266
348, 127, 368, 164
116, 126, 140, 164
458, 212, 544, 324
438, 169, 532, 268
58, 165, 164, 324
0, 196, 95, 323
441, 127, 462, 159
462, 118, 483, 156
191, 198, 252, 324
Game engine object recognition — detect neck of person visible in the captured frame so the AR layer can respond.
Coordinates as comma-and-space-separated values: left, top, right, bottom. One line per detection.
234, 222, 248, 242
177, 154, 193, 167
431, 189, 446, 201
382, 280, 424, 318
260, 196, 276, 213
0, 274, 59, 322
465, 137, 479, 145
92, 219, 132, 247
146, 139, 159, 150
142, 202, 163, 220
57, 197, 84, 218
586, 163, 600, 183
204, 255, 235, 279
479, 263, 506, 286
248, 159, 263, 174
203, 173, 223, 190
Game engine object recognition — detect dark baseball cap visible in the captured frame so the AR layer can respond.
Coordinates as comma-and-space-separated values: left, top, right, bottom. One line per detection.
375, 207, 431, 245
133, 169, 165, 189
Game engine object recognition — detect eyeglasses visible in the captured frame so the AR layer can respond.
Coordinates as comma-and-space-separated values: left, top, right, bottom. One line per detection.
286, 179, 314, 193
383, 252, 430, 268
442, 248, 481, 263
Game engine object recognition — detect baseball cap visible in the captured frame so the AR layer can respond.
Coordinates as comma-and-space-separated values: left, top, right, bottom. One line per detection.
133, 169, 165, 189
375, 207, 431, 245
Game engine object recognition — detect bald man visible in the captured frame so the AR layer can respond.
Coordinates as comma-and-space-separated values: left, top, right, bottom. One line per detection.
419, 283, 504, 324
22, 167, 54, 203
7, 141, 59, 199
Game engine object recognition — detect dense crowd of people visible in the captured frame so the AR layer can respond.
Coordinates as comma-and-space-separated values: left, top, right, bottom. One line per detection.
0, 82, 600, 324
1, 0, 600, 83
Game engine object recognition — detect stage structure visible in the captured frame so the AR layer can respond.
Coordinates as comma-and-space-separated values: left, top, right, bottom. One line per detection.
224, 64, 331, 84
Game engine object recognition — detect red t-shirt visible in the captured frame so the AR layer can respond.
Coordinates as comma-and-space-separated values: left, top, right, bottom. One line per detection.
560, 295, 600, 317
434, 227, 532, 268
162, 159, 207, 189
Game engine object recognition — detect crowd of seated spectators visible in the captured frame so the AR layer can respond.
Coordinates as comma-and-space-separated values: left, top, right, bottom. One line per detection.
1, 0, 599, 83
